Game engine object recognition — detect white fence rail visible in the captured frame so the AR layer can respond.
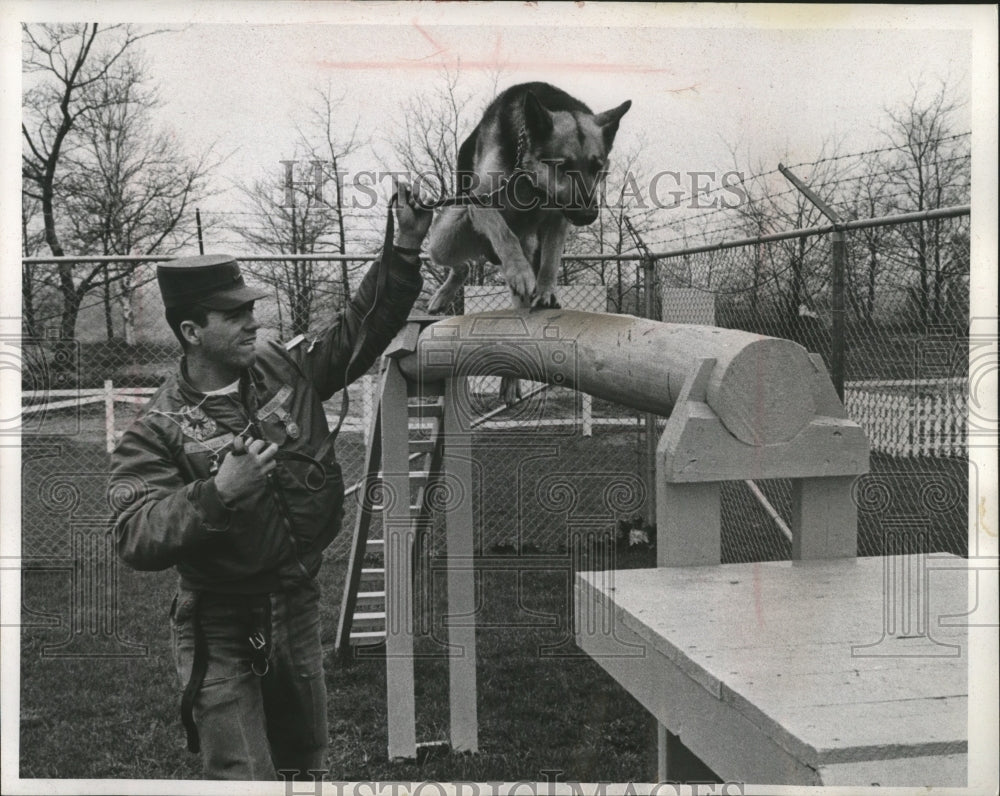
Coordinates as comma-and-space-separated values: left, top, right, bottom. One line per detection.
844, 379, 967, 458
22, 375, 969, 459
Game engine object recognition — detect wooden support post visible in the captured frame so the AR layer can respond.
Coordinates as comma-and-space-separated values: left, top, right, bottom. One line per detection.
104, 379, 115, 454
791, 476, 858, 560
657, 481, 721, 567
382, 359, 416, 761
443, 377, 479, 753
657, 722, 669, 782
362, 374, 374, 434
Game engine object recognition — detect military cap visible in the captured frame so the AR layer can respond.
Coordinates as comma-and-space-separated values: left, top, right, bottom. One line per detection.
156, 254, 267, 310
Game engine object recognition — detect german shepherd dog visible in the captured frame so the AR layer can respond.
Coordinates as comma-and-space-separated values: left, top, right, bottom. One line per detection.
425, 82, 632, 402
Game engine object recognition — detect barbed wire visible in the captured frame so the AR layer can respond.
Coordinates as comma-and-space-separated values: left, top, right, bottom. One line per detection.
637, 147, 971, 244
781, 131, 970, 172
647, 185, 970, 250
636, 132, 971, 229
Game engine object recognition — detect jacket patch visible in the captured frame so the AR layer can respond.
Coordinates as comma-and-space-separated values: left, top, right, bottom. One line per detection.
183, 432, 235, 455
258, 384, 293, 419
175, 404, 217, 442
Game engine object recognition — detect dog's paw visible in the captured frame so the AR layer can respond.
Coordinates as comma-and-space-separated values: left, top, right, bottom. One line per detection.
499, 376, 522, 406
508, 270, 537, 305
532, 289, 561, 310
427, 287, 453, 315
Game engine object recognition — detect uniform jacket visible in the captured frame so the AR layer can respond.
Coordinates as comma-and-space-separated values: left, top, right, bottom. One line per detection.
110, 254, 422, 594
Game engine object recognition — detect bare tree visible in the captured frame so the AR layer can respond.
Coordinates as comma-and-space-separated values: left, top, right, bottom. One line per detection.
391, 68, 475, 203
22, 23, 213, 342
842, 151, 893, 326
61, 68, 216, 342
229, 85, 368, 336
23, 24, 154, 338
385, 68, 485, 291
710, 139, 853, 333
878, 78, 971, 325
230, 163, 341, 337
297, 83, 365, 304
21, 196, 51, 338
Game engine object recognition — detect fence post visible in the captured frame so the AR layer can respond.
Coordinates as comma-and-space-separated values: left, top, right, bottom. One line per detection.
642, 256, 658, 527
778, 163, 847, 399
830, 230, 846, 400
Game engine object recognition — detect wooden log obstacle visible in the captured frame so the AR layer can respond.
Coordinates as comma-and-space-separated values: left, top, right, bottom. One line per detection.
363, 308, 872, 764
397, 309, 869, 564
398, 309, 821, 446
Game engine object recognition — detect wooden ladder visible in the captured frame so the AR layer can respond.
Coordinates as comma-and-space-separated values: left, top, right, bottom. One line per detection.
334, 372, 445, 661
334, 314, 480, 760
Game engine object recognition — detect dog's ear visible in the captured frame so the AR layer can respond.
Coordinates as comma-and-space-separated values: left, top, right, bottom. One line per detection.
594, 100, 632, 148
522, 90, 554, 141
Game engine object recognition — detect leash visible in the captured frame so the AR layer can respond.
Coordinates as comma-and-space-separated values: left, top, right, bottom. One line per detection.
177, 205, 401, 750
179, 592, 206, 753
179, 592, 272, 754
317, 191, 397, 457
431, 169, 535, 209
429, 124, 537, 209
225, 191, 402, 488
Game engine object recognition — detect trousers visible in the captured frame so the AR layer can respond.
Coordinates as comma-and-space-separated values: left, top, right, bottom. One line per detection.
170, 579, 329, 780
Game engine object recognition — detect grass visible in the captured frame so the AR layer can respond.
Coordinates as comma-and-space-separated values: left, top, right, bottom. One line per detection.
19, 515, 665, 782
17, 423, 968, 782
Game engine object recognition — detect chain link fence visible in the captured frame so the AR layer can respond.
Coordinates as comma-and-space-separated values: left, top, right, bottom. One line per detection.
651, 209, 970, 560
20, 208, 970, 581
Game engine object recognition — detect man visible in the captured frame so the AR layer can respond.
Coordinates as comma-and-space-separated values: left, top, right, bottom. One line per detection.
108, 184, 432, 780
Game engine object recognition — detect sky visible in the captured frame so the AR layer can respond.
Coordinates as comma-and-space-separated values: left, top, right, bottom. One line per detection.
130, 14, 975, 227
5, 3, 987, 254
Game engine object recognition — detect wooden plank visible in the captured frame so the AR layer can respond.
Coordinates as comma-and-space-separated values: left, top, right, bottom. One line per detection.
382, 321, 422, 359
443, 376, 478, 754
656, 723, 668, 782
381, 360, 416, 761
575, 581, 821, 785
722, 685, 966, 767
722, 662, 966, 709
20, 395, 104, 414
408, 401, 443, 418
670, 639, 964, 680
595, 559, 966, 691
575, 556, 969, 786
818, 753, 966, 787
659, 406, 869, 482
587, 558, 967, 645
104, 379, 116, 454
778, 697, 967, 764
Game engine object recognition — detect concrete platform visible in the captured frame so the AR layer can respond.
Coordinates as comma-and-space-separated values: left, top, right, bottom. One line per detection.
575, 554, 968, 787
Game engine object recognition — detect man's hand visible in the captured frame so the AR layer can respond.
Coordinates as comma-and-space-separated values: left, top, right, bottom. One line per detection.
215, 436, 279, 508
394, 181, 433, 252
